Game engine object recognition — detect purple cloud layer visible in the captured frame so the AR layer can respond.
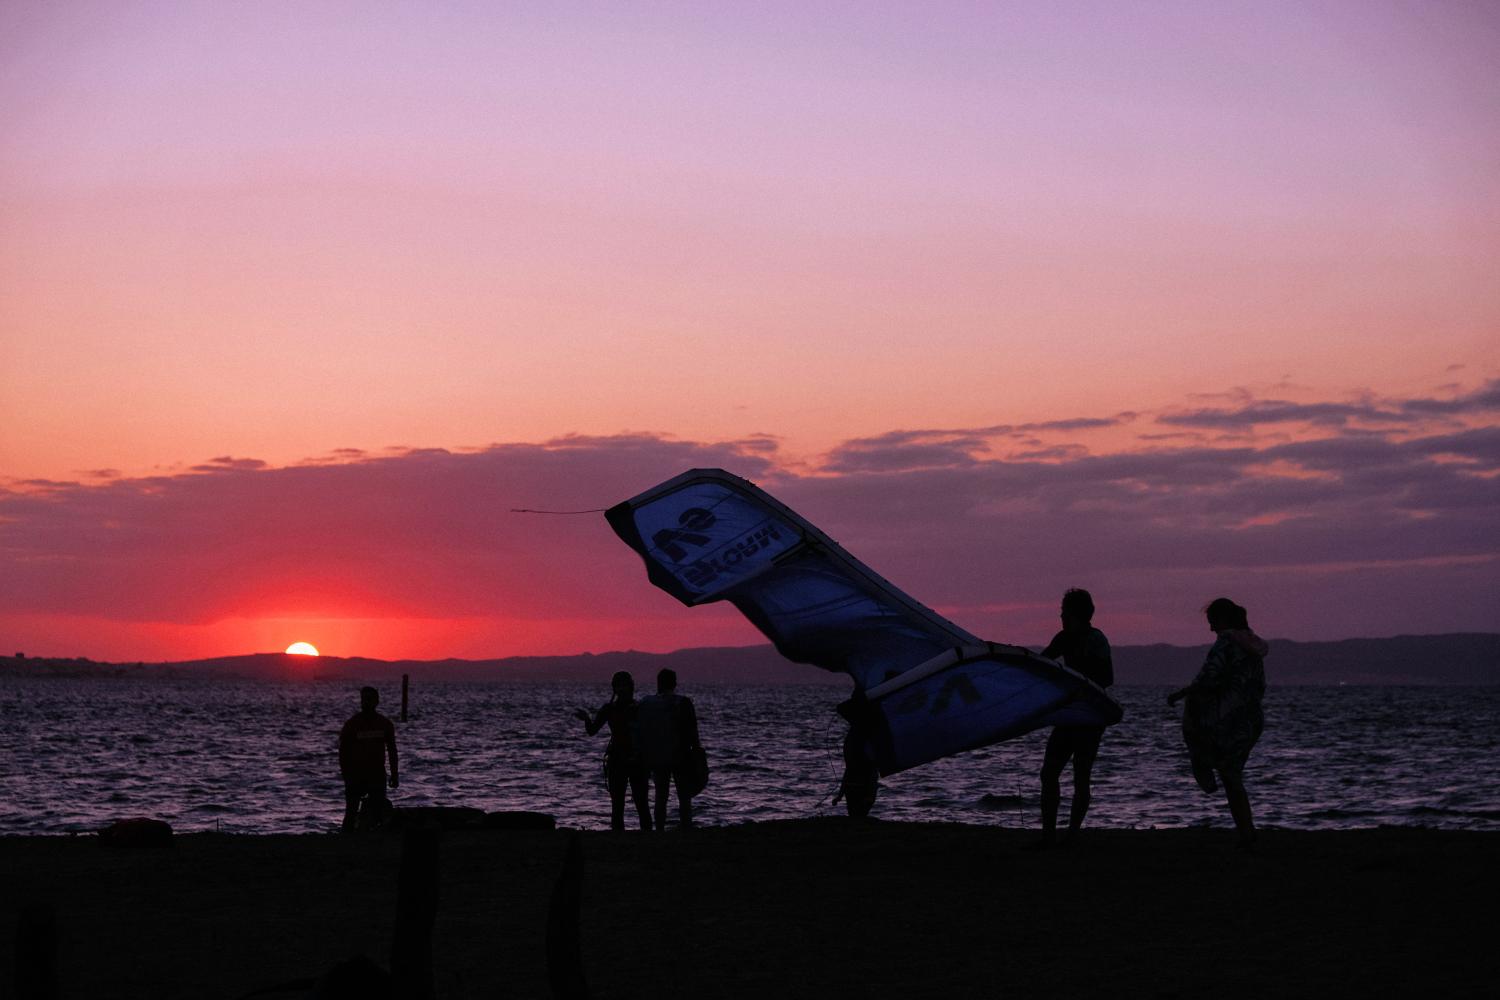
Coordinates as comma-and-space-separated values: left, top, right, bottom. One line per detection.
2, 385, 1497, 653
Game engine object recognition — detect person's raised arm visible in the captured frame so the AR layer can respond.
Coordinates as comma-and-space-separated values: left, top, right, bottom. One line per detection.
1168, 643, 1229, 706
577, 704, 608, 737
1039, 630, 1065, 661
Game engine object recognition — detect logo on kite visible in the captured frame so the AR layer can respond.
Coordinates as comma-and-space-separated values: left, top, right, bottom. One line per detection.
890, 672, 983, 716
652, 507, 717, 562
681, 523, 785, 588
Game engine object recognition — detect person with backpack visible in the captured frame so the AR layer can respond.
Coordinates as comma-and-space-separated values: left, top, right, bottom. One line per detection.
636, 668, 702, 830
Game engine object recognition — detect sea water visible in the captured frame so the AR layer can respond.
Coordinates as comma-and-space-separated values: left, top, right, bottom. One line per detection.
2, 680, 1497, 834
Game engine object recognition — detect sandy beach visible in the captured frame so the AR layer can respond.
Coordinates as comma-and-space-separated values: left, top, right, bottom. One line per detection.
3, 820, 1495, 998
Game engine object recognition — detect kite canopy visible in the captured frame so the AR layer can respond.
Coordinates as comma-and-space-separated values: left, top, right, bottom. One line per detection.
606, 469, 1122, 775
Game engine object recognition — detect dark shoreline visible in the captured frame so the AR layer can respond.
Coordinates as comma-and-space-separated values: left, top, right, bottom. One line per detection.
3, 821, 1495, 997
6, 631, 1498, 685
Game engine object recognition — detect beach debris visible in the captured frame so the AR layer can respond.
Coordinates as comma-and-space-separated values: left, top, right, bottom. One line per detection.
546, 834, 588, 999
606, 469, 1123, 777
98, 817, 173, 848
391, 829, 441, 1000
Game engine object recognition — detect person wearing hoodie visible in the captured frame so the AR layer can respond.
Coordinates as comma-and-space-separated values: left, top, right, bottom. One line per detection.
1168, 598, 1268, 847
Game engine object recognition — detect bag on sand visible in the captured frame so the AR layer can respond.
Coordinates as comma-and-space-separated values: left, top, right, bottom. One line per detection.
679, 744, 709, 798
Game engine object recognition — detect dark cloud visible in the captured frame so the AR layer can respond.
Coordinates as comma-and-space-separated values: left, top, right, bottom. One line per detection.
1156, 400, 1409, 429
819, 415, 1135, 473
0, 435, 774, 626
190, 456, 269, 473
822, 433, 990, 473
2, 402, 1496, 650
1155, 380, 1500, 430
1015, 415, 1132, 432
776, 410, 1498, 643
1399, 378, 1500, 416
1006, 445, 1090, 461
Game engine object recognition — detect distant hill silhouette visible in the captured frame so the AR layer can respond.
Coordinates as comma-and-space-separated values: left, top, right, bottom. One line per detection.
3, 634, 1496, 685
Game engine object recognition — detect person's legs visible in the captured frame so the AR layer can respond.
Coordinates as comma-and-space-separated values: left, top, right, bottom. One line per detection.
1222, 771, 1256, 845
342, 782, 362, 832
629, 766, 652, 831
651, 768, 670, 831
606, 760, 628, 831
368, 787, 391, 828
841, 755, 879, 818
674, 768, 692, 828
1190, 752, 1218, 794
1065, 728, 1104, 839
1038, 727, 1073, 844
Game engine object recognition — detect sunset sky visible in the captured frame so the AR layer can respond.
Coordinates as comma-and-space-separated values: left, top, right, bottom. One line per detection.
3, 1, 1497, 662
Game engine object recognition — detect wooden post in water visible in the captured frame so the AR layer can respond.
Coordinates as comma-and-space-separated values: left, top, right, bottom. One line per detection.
401, 673, 409, 722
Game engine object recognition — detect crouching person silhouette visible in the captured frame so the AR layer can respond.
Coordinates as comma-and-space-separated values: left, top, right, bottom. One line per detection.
340, 686, 398, 831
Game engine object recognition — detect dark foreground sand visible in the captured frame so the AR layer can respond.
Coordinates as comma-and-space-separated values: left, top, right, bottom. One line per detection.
2, 821, 1495, 998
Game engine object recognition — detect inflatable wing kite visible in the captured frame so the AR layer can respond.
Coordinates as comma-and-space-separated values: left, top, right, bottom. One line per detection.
606, 469, 1122, 776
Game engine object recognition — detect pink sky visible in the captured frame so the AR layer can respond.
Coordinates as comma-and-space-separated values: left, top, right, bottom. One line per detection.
2, 2, 1497, 660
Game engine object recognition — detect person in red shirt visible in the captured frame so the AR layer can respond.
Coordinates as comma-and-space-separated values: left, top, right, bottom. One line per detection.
339, 686, 398, 831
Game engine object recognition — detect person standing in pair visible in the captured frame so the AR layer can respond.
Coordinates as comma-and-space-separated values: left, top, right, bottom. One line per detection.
636, 669, 701, 830
574, 671, 652, 831
1035, 588, 1113, 847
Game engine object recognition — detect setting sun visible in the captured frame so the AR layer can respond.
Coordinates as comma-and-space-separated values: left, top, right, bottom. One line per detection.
284, 642, 319, 656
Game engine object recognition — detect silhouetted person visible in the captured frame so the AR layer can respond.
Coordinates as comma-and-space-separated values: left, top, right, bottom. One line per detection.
340, 686, 398, 831
1169, 598, 1267, 847
1035, 588, 1113, 846
574, 671, 652, 831
636, 668, 700, 830
834, 695, 880, 818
